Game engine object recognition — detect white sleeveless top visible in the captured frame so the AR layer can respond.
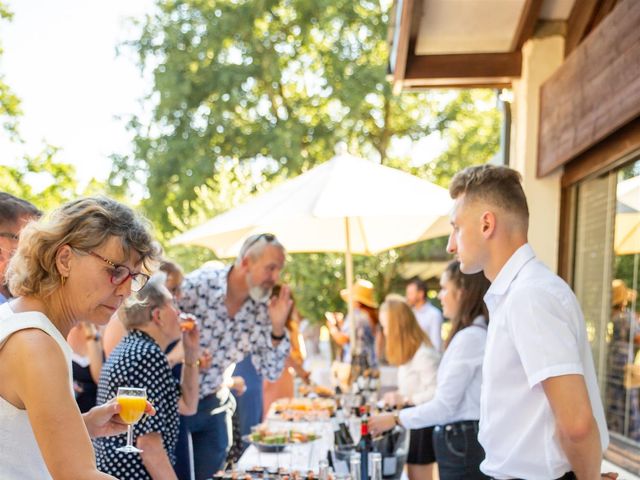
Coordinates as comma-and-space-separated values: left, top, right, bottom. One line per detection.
0, 302, 73, 479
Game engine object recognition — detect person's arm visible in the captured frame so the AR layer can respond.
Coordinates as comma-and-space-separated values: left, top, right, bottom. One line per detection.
543, 375, 601, 480
102, 310, 127, 358
251, 303, 291, 381
268, 284, 293, 346
178, 325, 201, 415
165, 340, 184, 368
370, 332, 480, 435
6, 329, 116, 479
81, 323, 103, 383
137, 432, 179, 480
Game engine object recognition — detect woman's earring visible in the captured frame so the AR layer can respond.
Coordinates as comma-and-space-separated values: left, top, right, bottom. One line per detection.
61, 275, 66, 287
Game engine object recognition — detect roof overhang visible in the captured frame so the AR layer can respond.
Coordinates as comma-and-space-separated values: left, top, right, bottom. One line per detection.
389, 0, 577, 92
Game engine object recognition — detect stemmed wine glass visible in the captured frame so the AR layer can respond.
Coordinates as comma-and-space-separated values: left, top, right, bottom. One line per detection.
115, 387, 147, 453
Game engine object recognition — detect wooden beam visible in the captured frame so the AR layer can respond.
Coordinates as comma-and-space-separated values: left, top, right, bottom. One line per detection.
561, 116, 640, 187
404, 52, 522, 81
390, 0, 416, 95
565, 0, 599, 57
510, 0, 545, 51
538, 0, 640, 177
402, 78, 512, 89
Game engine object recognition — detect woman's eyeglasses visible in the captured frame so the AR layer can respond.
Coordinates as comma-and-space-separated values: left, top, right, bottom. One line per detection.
87, 250, 150, 292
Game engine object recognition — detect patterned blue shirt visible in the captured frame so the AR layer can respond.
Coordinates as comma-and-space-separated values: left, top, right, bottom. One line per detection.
178, 265, 290, 398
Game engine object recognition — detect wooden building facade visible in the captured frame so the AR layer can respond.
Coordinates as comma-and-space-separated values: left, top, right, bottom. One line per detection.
390, 0, 640, 471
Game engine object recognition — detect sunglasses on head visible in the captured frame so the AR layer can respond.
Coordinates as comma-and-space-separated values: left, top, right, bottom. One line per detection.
243, 233, 276, 254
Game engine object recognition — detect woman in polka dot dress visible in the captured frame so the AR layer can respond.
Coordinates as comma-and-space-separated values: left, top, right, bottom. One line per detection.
94, 274, 201, 479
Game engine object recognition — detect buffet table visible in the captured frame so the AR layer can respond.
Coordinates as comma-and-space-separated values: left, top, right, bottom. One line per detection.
238, 420, 334, 473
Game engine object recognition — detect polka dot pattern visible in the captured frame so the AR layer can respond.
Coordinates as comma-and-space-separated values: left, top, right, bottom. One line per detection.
94, 330, 180, 479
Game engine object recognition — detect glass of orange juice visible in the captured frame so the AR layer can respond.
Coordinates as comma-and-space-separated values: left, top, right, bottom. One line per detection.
115, 387, 147, 453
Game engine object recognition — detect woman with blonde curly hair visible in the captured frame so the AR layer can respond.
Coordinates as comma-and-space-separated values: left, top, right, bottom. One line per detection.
0, 197, 160, 479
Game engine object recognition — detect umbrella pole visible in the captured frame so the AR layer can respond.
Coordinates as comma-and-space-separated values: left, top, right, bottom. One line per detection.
344, 217, 356, 349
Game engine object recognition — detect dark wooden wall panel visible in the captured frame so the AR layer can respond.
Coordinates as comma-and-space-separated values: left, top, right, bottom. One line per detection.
538, 0, 640, 177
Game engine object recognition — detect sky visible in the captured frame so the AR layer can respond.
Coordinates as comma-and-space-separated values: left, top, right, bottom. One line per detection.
0, 0, 154, 188
0, 0, 444, 193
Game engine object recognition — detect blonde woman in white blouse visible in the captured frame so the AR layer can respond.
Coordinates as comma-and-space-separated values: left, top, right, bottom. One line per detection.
379, 294, 440, 480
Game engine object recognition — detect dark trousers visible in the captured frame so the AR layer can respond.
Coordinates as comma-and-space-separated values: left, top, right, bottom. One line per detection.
183, 393, 233, 480
433, 420, 489, 480
173, 416, 192, 480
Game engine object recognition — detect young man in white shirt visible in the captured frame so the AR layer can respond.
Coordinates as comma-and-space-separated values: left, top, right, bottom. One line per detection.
446, 165, 616, 480
405, 278, 444, 351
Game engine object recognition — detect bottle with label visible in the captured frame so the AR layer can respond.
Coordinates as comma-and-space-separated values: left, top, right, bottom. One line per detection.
357, 407, 373, 480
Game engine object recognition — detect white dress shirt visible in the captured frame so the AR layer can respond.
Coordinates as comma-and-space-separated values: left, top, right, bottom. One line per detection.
479, 243, 608, 480
397, 343, 440, 405
399, 316, 486, 429
413, 302, 444, 351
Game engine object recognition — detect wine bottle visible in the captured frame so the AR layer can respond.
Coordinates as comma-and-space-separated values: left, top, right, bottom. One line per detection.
357, 409, 373, 480
334, 400, 354, 446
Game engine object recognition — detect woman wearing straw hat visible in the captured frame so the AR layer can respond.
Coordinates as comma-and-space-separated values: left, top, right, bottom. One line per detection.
327, 279, 381, 369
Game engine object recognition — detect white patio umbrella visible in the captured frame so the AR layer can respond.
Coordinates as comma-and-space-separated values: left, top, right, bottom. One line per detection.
171, 153, 453, 341
615, 212, 640, 256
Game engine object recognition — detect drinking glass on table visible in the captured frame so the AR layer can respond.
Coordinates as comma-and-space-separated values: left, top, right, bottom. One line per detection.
116, 387, 147, 453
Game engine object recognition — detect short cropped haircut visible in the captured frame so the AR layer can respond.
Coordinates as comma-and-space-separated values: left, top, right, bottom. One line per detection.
406, 277, 427, 298
7, 196, 161, 298
0, 192, 41, 225
449, 165, 529, 225
122, 273, 170, 330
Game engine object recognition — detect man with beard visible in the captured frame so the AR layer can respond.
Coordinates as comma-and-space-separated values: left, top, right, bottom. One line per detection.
178, 233, 292, 480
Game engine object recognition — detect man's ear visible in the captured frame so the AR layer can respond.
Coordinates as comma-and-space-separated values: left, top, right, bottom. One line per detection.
480, 210, 496, 238
239, 254, 251, 271
55, 244, 74, 278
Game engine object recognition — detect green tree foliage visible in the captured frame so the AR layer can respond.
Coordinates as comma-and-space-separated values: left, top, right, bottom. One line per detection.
112, 0, 442, 234
116, 0, 502, 321
0, 147, 79, 211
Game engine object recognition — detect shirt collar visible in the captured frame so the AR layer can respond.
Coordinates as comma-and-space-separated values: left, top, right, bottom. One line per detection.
472, 315, 487, 327
485, 243, 535, 300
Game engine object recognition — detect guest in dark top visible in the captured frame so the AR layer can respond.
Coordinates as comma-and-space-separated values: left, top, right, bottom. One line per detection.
95, 273, 201, 479
67, 321, 104, 412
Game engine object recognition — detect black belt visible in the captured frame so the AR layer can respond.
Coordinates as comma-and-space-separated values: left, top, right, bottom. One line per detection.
493, 472, 575, 480
433, 419, 479, 435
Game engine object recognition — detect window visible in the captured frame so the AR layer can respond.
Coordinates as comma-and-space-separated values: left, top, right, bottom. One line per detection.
573, 158, 640, 446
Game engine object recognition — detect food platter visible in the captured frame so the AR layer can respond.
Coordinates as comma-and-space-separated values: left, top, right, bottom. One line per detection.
268, 398, 336, 422
244, 426, 321, 453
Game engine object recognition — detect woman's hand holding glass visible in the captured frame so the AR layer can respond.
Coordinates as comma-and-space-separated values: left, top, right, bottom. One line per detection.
83, 396, 155, 439
115, 387, 149, 453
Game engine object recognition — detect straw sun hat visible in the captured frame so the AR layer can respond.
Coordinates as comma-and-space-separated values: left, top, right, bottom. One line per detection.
612, 279, 637, 307
340, 279, 378, 308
